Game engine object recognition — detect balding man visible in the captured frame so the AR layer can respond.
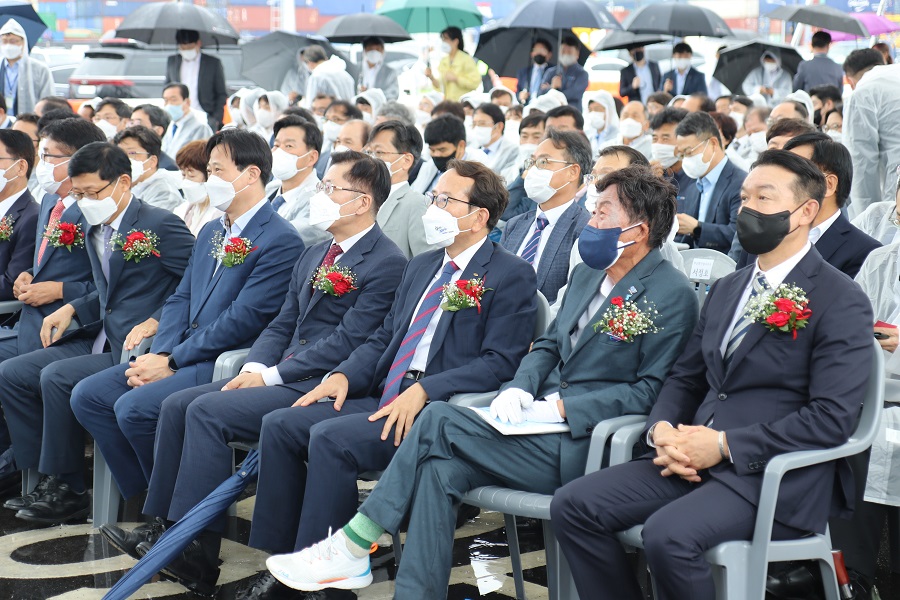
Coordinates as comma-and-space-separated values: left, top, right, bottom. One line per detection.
332, 120, 370, 154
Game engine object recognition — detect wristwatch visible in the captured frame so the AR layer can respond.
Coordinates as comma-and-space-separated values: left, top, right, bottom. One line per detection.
167, 355, 179, 373
692, 223, 702, 238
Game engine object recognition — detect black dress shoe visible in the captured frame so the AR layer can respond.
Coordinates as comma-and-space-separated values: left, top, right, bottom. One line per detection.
100, 518, 167, 560
766, 563, 818, 599
3, 475, 57, 511
236, 571, 306, 600
15, 482, 89, 524
136, 539, 220, 597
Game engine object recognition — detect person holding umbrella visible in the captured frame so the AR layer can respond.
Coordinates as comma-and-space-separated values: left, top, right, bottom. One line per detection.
516, 39, 554, 105
0, 19, 52, 117
619, 45, 661, 104
539, 36, 589, 109
164, 29, 227, 132
742, 51, 792, 107
359, 36, 399, 102
425, 27, 481, 102
662, 42, 706, 97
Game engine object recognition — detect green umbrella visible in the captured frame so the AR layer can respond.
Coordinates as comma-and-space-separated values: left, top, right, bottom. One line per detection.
376, 0, 483, 34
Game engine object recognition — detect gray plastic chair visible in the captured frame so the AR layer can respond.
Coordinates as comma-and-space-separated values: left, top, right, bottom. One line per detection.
680, 248, 736, 310
616, 340, 884, 600
0, 300, 23, 315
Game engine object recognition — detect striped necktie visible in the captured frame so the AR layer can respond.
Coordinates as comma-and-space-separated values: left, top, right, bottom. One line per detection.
520, 214, 549, 266
723, 273, 771, 367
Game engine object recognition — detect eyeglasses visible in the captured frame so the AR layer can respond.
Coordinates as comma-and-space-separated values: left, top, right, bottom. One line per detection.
522, 157, 573, 171
425, 191, 474, 209
822, 123, 841, 132
315, 180, 365, 196
674, 139, 709, 161
364, 149, 403, 160
39, 151, 71, 162
71, 180, 114, 201
123, 151, 150, 158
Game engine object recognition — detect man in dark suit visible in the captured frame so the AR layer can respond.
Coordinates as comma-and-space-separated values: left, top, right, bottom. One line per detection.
0, 142, 194, 523
516, 39, 554, 105
70, 130, 303, 514
662, 42, 707, 96
500, 128, 591, 304
619, 46, 662, 104
260, 166, 699, 596
164, 29, 228, 131
737, 133, 881, 278
539, 36, 589, 109
550, 150, 874, 600
673, 112, 745, 253
0, 130, 38, 302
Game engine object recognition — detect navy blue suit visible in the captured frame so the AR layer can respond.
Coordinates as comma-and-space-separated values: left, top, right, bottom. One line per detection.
0, 190, 38, 301
0, 197, 193, 482
619, 61, 662, 101
249, 239, 538, 553
551, 247, 874, 600
70, 202, 302, 498
141, 225, 407, 524
516, 62, 554, 102
675, 158, 745, 253
539, 63, 589, 108
662, 66, 708, 96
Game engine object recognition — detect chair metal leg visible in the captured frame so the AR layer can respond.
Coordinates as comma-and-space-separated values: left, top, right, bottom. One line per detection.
91, 449, 120, 527
21, 468, 40, 496
504, 514, 526, 600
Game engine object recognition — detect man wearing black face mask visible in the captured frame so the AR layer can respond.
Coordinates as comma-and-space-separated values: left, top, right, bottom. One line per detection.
552, 150, 874, 600
620, 45, 662, 105
517, 39, 554, 105
411, 114, 488, 195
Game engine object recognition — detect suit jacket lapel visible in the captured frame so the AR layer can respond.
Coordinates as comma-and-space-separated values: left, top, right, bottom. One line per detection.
107, 200, 141, 297
537, 203, 579, 288
377, 186, 403, 226
305, 228, 378, 319
508, 209, 535, 258
560, 267, 607, 357
703, 161, 733, 222
300, 243, 334, 321
813, 214, 848, 262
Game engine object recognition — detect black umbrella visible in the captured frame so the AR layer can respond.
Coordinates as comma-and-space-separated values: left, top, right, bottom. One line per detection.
241, 32, 359, 90
475, 21, 592, 78
623, 3, 733, 38
713, 40, 803, 95
114, 2, 239, 46
504, 0, 621, 31
765, 4, 868, 37
317, 13, 412, 44
594, 30, 670, 52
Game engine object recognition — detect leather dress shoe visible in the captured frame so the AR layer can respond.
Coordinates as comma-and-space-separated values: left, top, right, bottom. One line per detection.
15, 481, 89, 524
237, 571, 306, 600
136, 538, 220, 597
100, 518, 166, 560
766, 563, 817, 599
4, 475, 57, 511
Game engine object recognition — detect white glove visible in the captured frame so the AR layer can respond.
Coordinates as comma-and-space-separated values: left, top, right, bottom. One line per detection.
490, 388, 534, 424
522, 395, 565, 424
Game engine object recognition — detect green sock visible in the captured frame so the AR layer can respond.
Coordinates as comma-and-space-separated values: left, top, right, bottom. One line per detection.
342, 513, 385, 553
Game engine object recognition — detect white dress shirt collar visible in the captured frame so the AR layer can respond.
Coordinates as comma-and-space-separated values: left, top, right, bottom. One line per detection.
221, 196, 268, 237
537, 198, 575, 225
61, 195, 77, 209
753, 240, 812, 290
335, 223, 375, 256
389, 180, 409, 197
442, 235, 488, 273
0, 187, 28, 219
280, 171, 319, 204
809, 209, 841, 244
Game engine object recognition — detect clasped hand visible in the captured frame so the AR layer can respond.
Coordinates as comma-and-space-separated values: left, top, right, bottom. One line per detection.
652, 423, 726, 483
124, 353, 174, 387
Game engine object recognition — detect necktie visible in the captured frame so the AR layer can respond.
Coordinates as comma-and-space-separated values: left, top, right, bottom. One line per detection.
271, 195, 286, 212
37, 199, 66, 265
530, 66, 542, 98
695, 178, 705, 196
520, 214, 549, 266
379, 261, 459, 408
483, 148, 492, 155
723, 273, 771, 367
320, 243, 343, 268
101, 225, 114, 282
171, 123, 178, 138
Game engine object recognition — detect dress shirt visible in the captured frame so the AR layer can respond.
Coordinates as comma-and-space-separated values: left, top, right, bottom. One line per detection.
2, 58, 18, 109
697, 156, 728, 223
675, 69, 688, 95
570, 274, 615, 348
363, 63, 381, 90
529, 63, 547, 99
634, 62, 653, 104
277, 171, 319, 220
808, 209, 841, 244
61, 194, 77, 210
515, 198, 575, 271
91, 196, 133, 354
483, 137, 502, 156
0, 187, 27, 219
219, 196, 267, 242
179, 55, 203, 117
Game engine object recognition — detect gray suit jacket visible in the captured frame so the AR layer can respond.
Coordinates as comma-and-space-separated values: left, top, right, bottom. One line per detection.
503, 249, 699, 484
484, 136, 519, 177
367, 63, 399, 102
792, 54, 844, 92
376, 183, 436, 258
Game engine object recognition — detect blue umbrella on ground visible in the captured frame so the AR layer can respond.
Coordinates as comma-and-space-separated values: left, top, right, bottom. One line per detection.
0, 1, 48, 50
102, 450, 260, 600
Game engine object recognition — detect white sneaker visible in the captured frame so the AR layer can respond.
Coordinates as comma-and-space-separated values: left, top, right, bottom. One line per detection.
266, 528, 375, 591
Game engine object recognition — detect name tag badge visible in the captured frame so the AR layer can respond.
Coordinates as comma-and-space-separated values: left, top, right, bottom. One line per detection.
4, 95, 13, 111
689, 258, 714, 281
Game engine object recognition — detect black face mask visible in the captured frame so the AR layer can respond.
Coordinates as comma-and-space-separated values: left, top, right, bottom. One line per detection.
736, 204, 805, 255
533, 54, 547, 66
432, 154, 454, 173
632, 50, 645, 62
813, 108, 822, 125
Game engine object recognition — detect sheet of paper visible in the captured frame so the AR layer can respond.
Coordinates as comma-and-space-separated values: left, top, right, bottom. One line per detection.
469, 406, 571, 436
689, 258, 714, 281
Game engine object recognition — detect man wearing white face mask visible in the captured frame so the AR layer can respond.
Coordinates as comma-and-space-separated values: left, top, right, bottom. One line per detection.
0, 19, 52, 117
471, 102, 517, 175
583, 90, 619, 157
662, 42, 707, 96
164, 29, 227, 131
539, 36, 588, 109
161, 83, 213, 157
91, 98, 131, 141
649, 107, 693, 194
0, 129, 37, 303
315, 100, 363, 179
726, 105, 770, 172
115, 126, 182, 212
357, 36, 399, 101
501, 128, 591, 304
601, 100, 652, 159
500, 112, 546, 191
742, 51, 792, 107
673, 112, 746, 253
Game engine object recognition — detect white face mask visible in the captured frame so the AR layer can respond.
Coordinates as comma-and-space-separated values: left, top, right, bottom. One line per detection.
271, 148, 311, 181
0, 160, 21, 193
674, 58, 692, 72
749, 130, 768, 154
205, 168, 250, 211
651, 143, 679, 168
365, 50, 384, 65
680, 140, 712, 179
322, 120, 342, 144
36, 158, 68, 195
229, 105, 244, 128
0, 43, 22, 61
314, 114, 326, 129
585, 186, 600, 214
130, 158, 151, 182
504, 122, 521, 143
361, 112, 374, 125
558, 53, 577, 67
415, 109, 432, 127
763, 61, 778, 74
181, 178, 207, 205
332, 144, 351, 155
517, 143, 537, 168
95, 119, 119, 140
255, 109, 275, 130
588, 111, 606, 132
77, 179, 122, 226
728, 111, 745, 130
179, 48, 199, 61
440, 41, 452, 54
308, 190, 361, 231
826, 130, 843, 144
421, 203, 476, 248
471, 126, 493, 148
619, 118, 643, 140
524, 165, 570, 204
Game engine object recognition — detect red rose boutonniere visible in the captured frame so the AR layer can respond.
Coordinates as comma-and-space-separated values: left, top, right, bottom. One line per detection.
747, 283, 811, 339
211, 232, 257, 267
0, 216, 13, 242
311, 265, 358, 297
43, 221, 85, 251
441, 277, 491, 313
593, 295, 661, 343
110, 229, 161, 263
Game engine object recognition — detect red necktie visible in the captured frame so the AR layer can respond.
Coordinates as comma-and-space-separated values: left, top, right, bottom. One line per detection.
37, 199, 66, 265
321, 244, 343, 268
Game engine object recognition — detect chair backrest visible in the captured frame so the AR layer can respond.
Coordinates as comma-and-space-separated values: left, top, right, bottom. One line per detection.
533, 291, 550, 342
120, 336, 155, 364
0, 300, 23, 316
680, 248, 736, 309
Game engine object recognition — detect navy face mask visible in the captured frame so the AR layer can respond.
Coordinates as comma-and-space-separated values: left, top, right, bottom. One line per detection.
578, 222, 643, 271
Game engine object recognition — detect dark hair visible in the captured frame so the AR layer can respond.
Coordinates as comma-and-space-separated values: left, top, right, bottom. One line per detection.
545, 105, 585, 130
281, 106, 316, 123
15, 112, 38, 126
873, 42, 894, 65
302, 45, 329, 64
441, 26, 464, 53
689, 93, 716, 112
843, 48, 884, 76
40, 118, 106, 154
113, 126, 162, 159
782, 100, 809, 120
164, 82, 190, 100
205, 129, 273, 186
782, 133, 852, 207
376, 101, 415, 126
809, 84, 843, 105
423, 114, 466, 146
672, 42, 693, 55
506, 104, 523, 120
431, 100, 466, 121
752, 149, 826, 205
68, 142, 131, 182
330, 150, 392, 209
544, 128, 593, 186
446, 159, 508, 229
596, 144, 650, 167
709, 112, 737, 146
561, 35, 580, 48
175, 140, 208, 179
37, 96, 73, 114
362, 36, 384, 49
648, 91, 673, 106
674, 111, 722, 146
133, 104, 171, 132
518, 113, 546, 134
732, 95, 754, 109
96, 97, 132, 119
175, 29, 200, 44
532, 39, 552, 53
475, 102, 505, 127
37, 109, 77, 133
811, 31, 832, 49
274, 115, 323, 154
313, 93, 336, 104
650, 107, 688, 130
596, 165, 677, 249
0, 130, 35, 177
326, 100, 363, 121
766, 117, 816, 143
823, 107, 843, 123
368, 121, 423, 161
716, 95, 733, 104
